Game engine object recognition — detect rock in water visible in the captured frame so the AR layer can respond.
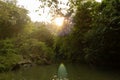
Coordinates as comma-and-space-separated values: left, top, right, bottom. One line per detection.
58, 63, 68, 80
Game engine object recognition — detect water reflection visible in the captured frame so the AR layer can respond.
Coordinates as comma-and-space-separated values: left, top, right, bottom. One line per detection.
51, 63, 68, 80
0, 64, 120, 80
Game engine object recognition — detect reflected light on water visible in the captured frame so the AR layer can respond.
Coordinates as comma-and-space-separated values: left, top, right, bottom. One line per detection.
58, 63, 68, 79
51, 63, 68, 80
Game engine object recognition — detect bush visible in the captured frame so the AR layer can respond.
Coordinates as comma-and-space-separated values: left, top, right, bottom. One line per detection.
18, 38, 54, 64
0, 39, 22, 71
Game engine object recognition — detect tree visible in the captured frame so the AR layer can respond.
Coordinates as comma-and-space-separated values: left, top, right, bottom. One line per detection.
0, 39, 21, 71
0, 1, 30, 39
31, 22, 54, 47
54, 0, 95, 62
85, 0, 120, 68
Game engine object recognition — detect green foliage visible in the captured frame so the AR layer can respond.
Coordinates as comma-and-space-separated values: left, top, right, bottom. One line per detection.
15, 24, 54, 64
18, 38, 54, 64
0, 39, 21, 71
54, 0, 120, 68
54, 0, 95, 62
84, 0, 120, 67
0, 0, 55, 71
0, 1, 31, 71
31, 22, 54, 47
0, 1, 30, 39
0, 0, 120, 71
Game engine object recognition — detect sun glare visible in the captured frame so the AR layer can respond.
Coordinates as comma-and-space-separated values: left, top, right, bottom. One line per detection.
54, 17, 64, 27
96, 0, 102, 2
17, 0, 69, 23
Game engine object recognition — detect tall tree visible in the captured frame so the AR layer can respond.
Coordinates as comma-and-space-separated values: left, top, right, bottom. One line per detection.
0, 1, 30, 39
54, 0, 95, 62
85, 0, 120, 67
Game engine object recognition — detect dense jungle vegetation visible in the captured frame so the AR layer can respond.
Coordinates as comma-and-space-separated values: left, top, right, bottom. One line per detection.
0, 0, 120, 72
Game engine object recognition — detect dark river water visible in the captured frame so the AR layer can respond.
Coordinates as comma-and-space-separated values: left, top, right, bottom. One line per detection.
0, 63, 120, 80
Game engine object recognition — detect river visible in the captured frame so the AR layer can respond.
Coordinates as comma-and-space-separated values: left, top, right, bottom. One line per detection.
0, 63, 120, 80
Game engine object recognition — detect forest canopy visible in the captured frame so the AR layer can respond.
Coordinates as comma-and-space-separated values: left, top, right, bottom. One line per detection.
0, 0, 120, 71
